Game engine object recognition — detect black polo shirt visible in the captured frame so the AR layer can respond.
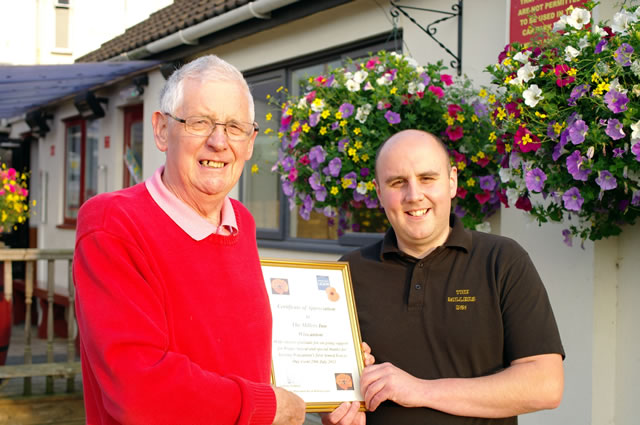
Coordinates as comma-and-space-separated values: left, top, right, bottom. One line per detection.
341, 215, 564, 425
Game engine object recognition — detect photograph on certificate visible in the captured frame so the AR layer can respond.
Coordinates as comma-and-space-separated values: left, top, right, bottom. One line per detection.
261, 258, 365, 412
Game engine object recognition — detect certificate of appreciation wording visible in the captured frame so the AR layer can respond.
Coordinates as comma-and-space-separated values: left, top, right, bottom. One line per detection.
261, 258, 365, 412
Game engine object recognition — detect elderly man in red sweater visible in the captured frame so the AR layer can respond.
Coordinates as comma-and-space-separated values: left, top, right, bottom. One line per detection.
73, 55, 305, 425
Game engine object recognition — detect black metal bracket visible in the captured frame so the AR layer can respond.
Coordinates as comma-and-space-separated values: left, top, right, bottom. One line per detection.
390, 1, 463, 75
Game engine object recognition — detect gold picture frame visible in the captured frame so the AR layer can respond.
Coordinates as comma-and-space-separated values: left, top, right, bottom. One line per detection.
261, 258, 365, 413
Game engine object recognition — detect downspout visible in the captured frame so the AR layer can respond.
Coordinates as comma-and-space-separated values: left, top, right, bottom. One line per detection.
110, 0, 300, 61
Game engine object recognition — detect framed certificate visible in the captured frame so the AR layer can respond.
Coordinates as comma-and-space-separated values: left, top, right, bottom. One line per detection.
261, 258, 365, 413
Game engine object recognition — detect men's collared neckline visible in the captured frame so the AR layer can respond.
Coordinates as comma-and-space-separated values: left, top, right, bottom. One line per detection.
145, 166, 238, 240
380, 214, 471, 260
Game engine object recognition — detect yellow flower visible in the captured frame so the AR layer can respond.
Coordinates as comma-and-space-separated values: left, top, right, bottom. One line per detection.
321, 110, 331, 119
456, 114, 465, 123
489, 132, 497, 142
266, 94, 271, 100
348, 147, 357, 157
591, 72, 601, 83
330, 186, 339, 195
335, 111, 343, 120
535, 111, 547, 119
446, 116, 455, 126
503, 58, 512, 67
319, 127, 327, 135
390, 87, 398, 94
466, 178, 476, 187
354, 127, 362, 135
471, 114, 478, 123
365, 181, 375, 191
457, 161, 466, 171
496, 107, 507, 120
278, 132, 283, 138
251, 164, 259, 174
285, 108, 292, 116
477, 152, 486, 159
266, 113, 272, 121
354, 140, 363, 149
567, 67, 577, 77
504, 75, 513, 84
352, 155, 360, 163
488, 94, 496, 104
361, 153, 369, 162
302, 123, 310, 133
471, 155, 478, 163
505, 144, 512, 153
264, 128, 273, 134
276, 86, 284, 93
553, 122, 564, 135
478, 89, 487, 98
341, 178, 353, 189
291, 122, 300, 131
340, 120, 348, 127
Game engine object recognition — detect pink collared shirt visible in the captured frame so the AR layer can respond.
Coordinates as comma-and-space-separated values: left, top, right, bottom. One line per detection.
145, 166, 238, 240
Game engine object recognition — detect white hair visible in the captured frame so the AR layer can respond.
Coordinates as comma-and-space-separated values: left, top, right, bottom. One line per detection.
159, 55, 255, 121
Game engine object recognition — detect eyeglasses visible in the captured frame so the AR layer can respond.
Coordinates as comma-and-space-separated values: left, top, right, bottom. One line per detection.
164, 113, 259, 141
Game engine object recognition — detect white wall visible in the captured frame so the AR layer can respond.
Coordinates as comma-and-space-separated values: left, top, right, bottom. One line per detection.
0, 0, 172, 65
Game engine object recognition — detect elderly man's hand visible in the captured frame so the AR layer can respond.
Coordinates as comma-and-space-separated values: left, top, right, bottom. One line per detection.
272, 386, 306, 425
321, 402, 365, 425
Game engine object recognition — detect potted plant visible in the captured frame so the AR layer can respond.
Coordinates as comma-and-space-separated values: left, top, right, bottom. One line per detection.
486, 2, 640, 245
266, 50, 502, 235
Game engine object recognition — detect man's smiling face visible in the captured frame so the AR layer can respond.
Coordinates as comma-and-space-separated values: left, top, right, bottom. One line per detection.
375, 130, 457, 258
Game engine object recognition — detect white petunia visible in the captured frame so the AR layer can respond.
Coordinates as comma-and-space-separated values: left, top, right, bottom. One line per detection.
345, 79, 361, 92
630, 120, 640, 141
297, 97, 307, 108
499, 167, 513, 183
517, 62, 539, 83
408, 82, 417, 94
609, 78, 627, 94
611, 10, 637, 34
376, 75, 393, 86
310, 99, 325, 112
356, 182, 368, 195
631, 60, 640, 78
360, 103, 372, 114
475, 222, 491, 233
506, 188, 521, 206
552, 14, 569, 32
567, 8, 591, 30
417, 82, 426, 92
564, 46, 580, 61
592, 24, 608, 37
416, 66, 425, 74
353, 70, 368, 84
523, 84, 543, 107
578, 36, 589, 50
513, 51, 531, 63
405, 56, 419, 68
344, 72, 353, 80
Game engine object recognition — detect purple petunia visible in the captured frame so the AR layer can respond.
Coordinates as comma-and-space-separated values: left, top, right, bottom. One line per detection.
595, 39, 608, 54
478, 175, 497, 191
614, 43, 634, 66
299, 194, 314, 220
562, 229, 573, 247
314, 186, 327, 202
632, 142, 640, 161
309, 112, 320, 127
613, 147, 626, 158
309, 172, 323, 190
454, 204, 466, 217
342, 171, 358, 189
331, 121, 340, 131
339, 103, 355, 119
281, 156, 295, 172
568, 84, 590, 106
632, 190, 640, 206
568, 119, 589, 144
566, 150, 591, 181
605, 119, 626, 140
604, 89, 629, 113
525, 167, 547, 192
282, 179, 294, 196
338, 138, 349, 153
384, 110, 401, 124
327, 157, 342, 177
563, 187, 584, 211
309, 145, 326, 169
360, 167, 370, 177
472, 100, 489, 117
595, 170, 617, 191
364, 196, 378, 209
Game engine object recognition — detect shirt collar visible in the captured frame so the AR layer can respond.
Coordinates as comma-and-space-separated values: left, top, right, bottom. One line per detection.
380, 214, 471, 260
145, 166, 238, 240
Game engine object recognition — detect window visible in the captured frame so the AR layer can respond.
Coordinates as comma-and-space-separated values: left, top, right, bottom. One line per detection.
55, 1, 70, 49
123, 105, 143, 187
242, 34, 399, 251
63, 118, 98, 224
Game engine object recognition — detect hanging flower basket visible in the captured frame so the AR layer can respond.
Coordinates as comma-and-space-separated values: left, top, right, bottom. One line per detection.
486, 3, 640, 245
264, 50, 502, 234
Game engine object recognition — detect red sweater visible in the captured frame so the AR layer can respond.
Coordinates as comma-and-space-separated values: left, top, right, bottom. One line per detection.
73, 183, 276, 425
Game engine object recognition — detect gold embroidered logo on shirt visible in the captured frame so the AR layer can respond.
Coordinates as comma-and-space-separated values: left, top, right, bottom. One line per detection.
447, 289, 476, 310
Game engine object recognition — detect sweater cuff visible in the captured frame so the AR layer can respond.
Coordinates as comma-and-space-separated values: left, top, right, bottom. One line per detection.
229, 376, 277, 425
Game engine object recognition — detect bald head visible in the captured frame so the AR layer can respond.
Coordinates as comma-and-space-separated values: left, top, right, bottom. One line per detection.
375, 130, 451, 179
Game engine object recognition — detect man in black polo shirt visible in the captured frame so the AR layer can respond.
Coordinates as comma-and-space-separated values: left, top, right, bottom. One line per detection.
323, 130, 564, 425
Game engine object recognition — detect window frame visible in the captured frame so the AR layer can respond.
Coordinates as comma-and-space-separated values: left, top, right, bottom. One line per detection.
61, 117, 97, 227
242, 33, 401, 253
